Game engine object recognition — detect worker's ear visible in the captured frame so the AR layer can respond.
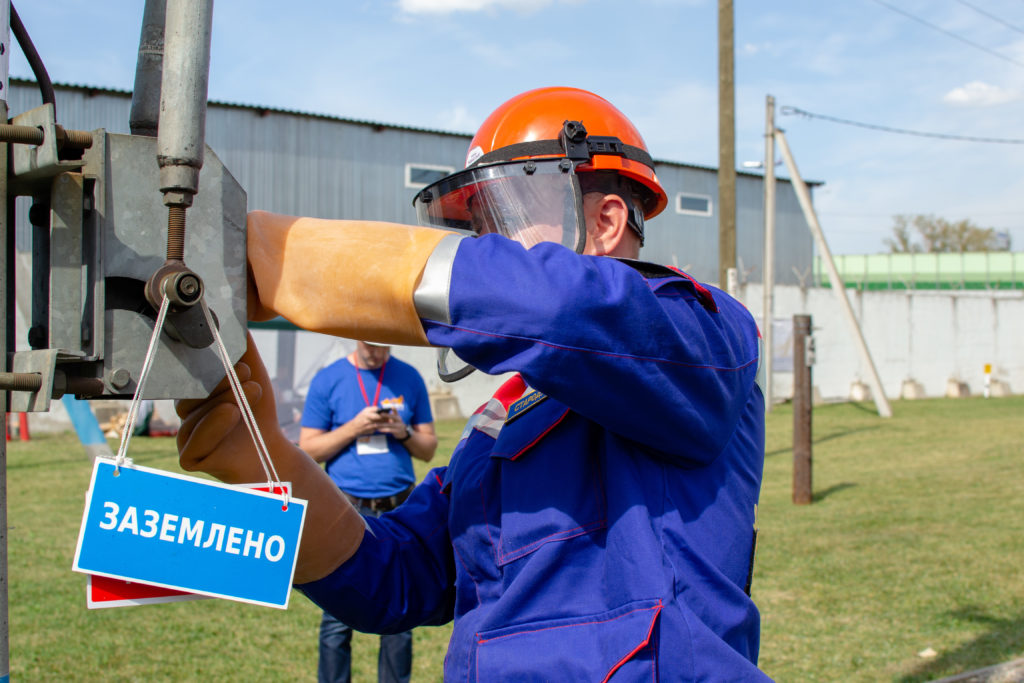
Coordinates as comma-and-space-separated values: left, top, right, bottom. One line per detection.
582, 193, 632, 257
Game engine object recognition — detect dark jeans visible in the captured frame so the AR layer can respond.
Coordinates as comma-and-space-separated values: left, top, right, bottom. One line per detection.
318, 611, 413, 683
317, 503, 412, 683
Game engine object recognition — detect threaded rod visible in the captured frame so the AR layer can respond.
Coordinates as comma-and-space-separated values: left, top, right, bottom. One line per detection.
0, 373, 42, 392
0, 124, 43, 146
167, 206, 186, 261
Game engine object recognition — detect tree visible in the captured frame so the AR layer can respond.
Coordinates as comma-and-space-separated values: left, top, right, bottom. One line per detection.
885, 214, 1011, 253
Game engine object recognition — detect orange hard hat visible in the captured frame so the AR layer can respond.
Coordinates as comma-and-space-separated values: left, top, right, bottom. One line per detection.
464, 87, 668, 219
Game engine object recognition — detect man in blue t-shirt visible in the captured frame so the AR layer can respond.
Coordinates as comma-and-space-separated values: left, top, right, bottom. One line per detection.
300, 341, 437, 683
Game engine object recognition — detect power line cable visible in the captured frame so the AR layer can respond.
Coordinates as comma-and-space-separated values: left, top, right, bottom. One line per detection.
951, 0, 1024, 35
781, 105, 1024, 144
867, 0, 1024, 68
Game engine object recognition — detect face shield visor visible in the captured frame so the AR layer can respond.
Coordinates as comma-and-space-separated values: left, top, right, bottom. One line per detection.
414, 159, 587, 383
414, 159, 587, 254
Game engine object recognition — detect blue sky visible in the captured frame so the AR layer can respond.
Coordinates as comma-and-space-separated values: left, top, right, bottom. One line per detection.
9, 0, 1024, 254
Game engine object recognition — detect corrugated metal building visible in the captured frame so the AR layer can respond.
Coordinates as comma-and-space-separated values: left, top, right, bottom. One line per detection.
8, 79, 820, 421
9, 78, 816, 286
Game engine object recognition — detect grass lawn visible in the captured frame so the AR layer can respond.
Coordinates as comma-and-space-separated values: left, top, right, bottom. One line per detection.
5, 396, 1023, 680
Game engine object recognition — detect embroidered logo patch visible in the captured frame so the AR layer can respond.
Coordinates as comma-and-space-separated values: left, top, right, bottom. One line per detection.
505, 389, 548, 423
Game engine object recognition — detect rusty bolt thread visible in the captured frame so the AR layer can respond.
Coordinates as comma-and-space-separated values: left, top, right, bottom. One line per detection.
54, 125, 94, 150
167, 206, 187, 261
0, 372, 43, 392
0, 124, 44, 146
0, 124, 93, 150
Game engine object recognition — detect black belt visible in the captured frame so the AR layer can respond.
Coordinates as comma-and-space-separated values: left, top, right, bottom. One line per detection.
345, 485, 413, 513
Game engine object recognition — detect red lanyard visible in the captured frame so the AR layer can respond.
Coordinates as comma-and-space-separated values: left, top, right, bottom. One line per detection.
355, 357, 387, 407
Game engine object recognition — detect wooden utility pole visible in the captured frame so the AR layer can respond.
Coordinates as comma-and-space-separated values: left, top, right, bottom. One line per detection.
792, 314, 813, 505
717, 0, 736, 292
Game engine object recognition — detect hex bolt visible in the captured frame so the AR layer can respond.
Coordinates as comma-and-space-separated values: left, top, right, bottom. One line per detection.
109, 368, 132, 389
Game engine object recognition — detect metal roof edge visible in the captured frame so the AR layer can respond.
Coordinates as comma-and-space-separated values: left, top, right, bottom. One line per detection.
10, 77, 823, 184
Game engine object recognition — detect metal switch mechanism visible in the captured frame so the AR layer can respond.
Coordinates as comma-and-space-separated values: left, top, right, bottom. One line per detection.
5, 0, 246, 411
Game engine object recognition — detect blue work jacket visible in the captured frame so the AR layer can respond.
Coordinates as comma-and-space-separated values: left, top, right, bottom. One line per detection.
300, 235, 769, 681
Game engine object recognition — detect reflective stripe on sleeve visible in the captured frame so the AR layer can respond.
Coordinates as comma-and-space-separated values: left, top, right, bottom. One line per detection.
413, 232, 465, 325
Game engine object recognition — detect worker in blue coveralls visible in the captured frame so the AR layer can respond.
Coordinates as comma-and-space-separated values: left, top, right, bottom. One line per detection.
177, 86, 769, 681
300, 340, 437, 683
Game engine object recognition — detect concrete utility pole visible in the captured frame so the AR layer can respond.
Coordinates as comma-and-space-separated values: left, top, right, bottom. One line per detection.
762, 95, 776, 411
774, 129, 893, 419
717, 0, 737, 293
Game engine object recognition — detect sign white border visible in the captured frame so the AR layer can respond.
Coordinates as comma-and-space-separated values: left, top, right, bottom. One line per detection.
72, 459, 306, 609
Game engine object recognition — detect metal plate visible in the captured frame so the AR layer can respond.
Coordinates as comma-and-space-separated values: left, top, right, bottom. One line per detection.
81, 132, 247, 399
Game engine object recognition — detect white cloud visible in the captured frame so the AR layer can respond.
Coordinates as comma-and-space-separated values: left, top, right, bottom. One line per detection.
398, 0, 562, 13
437, 104, 479, 133
943, 81, 1022, 107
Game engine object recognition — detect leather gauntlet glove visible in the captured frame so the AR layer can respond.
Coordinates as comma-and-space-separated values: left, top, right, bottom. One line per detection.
246, 210, 456, 346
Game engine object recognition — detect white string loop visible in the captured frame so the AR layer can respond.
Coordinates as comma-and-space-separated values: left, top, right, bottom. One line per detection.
115, 295, 171, 469
111, 292, 289, 509
199, 299, 289, 509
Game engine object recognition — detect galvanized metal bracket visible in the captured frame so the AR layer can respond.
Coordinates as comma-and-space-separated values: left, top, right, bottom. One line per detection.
10, 104, 85, 181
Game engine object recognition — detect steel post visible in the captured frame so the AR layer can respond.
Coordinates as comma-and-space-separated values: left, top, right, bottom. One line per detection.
130, 0, 166, 137
0, 0, 11, 671
157, 0, 213, 207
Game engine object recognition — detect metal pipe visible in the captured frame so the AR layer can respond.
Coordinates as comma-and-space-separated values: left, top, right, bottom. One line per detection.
9, 3, 55, 117
157, 0, 213, 208
0, 66, 11, 679
130, 0, 166, 137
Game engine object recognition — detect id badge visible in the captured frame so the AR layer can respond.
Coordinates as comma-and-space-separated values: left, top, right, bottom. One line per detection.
356, 434, 388, 455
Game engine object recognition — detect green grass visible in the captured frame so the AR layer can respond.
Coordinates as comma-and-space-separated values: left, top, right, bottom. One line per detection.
5, 398, 1024, 680
7, 420, 464, 682
757, 397, 1024, 682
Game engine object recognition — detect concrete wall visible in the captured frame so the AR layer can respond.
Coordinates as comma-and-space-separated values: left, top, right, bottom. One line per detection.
22, 284, 1020, 437
740, 284, 1023, 403
257, 284, 1022, 425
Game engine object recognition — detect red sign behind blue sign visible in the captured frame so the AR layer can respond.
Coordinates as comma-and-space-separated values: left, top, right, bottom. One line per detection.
73, 460, 306, 609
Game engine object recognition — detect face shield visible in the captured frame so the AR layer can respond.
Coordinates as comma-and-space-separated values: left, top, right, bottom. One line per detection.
414, 159, 587, 383
414, 158, 587, 254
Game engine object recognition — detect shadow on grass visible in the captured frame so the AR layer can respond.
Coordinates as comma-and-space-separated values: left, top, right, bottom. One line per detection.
813, 482, 857, 502
899, 606, 1024, 682
847, 401, 882, 415
766, 425, 883, 458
